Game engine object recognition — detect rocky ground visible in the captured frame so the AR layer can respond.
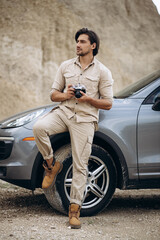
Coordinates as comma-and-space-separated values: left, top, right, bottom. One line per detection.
0, 180, 159, 240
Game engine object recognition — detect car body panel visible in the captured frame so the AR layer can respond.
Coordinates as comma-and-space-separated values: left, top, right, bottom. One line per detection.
98, 98, 143, 179
138, 102, 160, 179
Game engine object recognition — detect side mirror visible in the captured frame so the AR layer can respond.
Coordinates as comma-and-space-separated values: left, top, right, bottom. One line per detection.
152, 93, 160, 111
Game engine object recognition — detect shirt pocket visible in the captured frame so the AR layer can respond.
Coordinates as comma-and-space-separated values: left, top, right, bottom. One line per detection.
64, 72, 79, 86
85, 75, 99, 93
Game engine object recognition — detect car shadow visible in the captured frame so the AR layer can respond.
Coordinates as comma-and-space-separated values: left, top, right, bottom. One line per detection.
0, 189, 62, 217
103, 190, 160, 213
0, 189, 160, 219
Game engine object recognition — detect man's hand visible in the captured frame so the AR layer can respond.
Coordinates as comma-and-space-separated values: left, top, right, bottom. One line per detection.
77, 91, 112, 110
76, 91, 89, 102
66, 84, 75, 99
51, 84, 75, 102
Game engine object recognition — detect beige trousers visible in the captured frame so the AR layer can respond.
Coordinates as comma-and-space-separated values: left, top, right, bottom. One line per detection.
33, 108, 95, 206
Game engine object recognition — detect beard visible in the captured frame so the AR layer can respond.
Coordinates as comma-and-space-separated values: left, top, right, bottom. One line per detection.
76, 48, 90, 56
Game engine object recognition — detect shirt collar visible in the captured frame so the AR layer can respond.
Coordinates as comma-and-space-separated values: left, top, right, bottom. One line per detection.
74, 56, 96, 68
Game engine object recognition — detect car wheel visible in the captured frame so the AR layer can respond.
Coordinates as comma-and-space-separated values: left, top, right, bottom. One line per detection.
43, 144, 117, 216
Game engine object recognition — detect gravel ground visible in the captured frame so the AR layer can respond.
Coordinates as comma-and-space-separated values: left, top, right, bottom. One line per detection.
0, 180, 160, 240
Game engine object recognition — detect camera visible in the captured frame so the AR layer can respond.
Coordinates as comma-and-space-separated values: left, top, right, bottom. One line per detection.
72, 83, 86, 98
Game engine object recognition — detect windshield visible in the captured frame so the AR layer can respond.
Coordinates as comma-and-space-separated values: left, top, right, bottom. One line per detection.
114, 69, 160, 98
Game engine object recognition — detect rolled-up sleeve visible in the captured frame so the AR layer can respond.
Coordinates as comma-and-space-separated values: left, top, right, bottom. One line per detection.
50, 63, 65, 98
99, 67, 114, 102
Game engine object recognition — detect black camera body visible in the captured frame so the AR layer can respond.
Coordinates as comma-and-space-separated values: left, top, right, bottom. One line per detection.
72, 83, 86, 98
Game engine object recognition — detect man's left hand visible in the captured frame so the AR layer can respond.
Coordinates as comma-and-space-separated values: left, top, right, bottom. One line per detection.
77, 91, 112, 110
77, 91, 90, 103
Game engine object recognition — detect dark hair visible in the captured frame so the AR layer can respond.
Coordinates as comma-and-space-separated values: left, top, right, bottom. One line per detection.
75, 28, 100, 56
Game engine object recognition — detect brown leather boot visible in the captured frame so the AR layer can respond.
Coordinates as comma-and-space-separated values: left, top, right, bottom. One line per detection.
69, 204, 81, 229
42, 161, 63, 189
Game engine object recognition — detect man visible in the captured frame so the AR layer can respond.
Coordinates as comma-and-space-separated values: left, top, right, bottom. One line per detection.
33, 28, 113, 229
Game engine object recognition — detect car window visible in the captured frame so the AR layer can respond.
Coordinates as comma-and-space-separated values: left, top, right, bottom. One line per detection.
143, 87, 160, 104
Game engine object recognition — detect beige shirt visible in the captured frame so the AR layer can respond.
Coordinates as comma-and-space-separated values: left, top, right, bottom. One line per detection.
51, 57, 114, 123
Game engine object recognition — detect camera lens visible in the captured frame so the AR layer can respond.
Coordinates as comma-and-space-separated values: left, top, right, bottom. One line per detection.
75, 90, 82, 98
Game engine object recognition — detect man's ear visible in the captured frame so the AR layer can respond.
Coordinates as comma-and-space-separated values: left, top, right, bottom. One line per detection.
91, 43, 96, 50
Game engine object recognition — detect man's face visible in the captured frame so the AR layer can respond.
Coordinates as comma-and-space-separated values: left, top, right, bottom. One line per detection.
76, 34, 95, 56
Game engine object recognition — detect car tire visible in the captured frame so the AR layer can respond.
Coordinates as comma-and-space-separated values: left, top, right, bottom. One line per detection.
43, 144, 117, 216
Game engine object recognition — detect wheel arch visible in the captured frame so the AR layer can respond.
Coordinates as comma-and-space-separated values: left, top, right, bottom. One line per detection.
94, 131, 129, 189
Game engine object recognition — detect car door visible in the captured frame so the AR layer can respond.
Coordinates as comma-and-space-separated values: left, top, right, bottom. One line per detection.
137, 87, 160, 179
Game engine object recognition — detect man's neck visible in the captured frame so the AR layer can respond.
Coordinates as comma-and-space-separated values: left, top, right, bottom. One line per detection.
79, 54, 94, 70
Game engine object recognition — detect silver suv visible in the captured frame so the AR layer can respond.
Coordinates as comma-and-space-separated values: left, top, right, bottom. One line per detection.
0, 70, 160, 216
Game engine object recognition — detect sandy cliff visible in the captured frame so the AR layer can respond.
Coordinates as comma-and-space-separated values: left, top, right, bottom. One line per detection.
0, 0, 160, 119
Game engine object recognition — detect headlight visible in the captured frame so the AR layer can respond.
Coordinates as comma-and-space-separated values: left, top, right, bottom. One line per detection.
1, 109, 45, 128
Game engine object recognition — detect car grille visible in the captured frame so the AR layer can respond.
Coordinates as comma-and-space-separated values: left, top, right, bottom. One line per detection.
0, 137, 14, 160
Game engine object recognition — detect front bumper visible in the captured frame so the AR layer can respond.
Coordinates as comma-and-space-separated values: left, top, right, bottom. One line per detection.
0, 126, 38, 181
0, 136, 14, 161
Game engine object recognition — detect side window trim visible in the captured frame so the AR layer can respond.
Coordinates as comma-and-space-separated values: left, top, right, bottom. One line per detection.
142, 86, 160, 105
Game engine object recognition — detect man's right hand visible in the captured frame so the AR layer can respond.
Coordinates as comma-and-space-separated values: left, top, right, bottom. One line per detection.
66, 84, 75, 99
51, 84, 75, 102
